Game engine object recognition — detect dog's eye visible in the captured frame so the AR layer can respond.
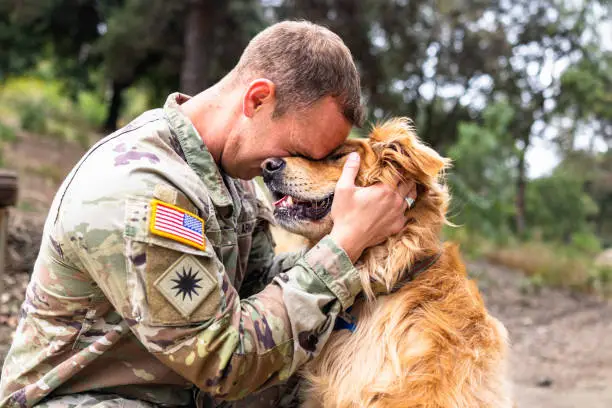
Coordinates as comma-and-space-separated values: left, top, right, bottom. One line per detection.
327, 152, 347, 161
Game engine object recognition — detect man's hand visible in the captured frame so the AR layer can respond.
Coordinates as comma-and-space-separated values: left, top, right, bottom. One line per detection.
329, 152, 417, 263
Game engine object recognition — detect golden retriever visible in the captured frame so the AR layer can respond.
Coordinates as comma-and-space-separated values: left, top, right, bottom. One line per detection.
262, 118, 511, 408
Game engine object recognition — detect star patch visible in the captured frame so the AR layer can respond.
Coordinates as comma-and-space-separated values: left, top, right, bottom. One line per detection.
172, 267, 202, 301
154, 254, 217, 319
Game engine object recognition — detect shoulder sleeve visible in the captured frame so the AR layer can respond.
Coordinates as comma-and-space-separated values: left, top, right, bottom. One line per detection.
63, 178, 361, 400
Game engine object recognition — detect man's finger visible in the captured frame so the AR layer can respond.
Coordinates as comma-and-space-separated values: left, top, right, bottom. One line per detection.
406, 183, 417, 200
396, 180, 415, 198
337, 152, 360, 189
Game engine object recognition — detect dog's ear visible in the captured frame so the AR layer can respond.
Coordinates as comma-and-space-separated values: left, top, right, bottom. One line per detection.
369, 118, 450, 184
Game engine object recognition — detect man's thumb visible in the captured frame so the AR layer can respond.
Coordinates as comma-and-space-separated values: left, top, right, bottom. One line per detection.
337, 152, 360, 188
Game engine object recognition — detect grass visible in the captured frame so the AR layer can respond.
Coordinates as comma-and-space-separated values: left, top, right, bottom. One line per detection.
0, 74, 156, 148
0, 74, 132, 148
17, 200, 37, 213
0, 77, 100, 144
487, 243, 591, 290
444, 227, 612, 297
0, 122, 18, 143
474, 239, 611, 297
23, 164, 65, 184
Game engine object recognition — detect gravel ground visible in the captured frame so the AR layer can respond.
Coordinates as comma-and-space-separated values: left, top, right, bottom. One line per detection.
472, 260, 612, 407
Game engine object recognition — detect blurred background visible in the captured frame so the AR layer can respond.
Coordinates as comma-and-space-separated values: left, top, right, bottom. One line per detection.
0, 0, 611, 406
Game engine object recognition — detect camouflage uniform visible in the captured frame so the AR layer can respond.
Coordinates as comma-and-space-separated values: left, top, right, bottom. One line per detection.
0, 93, 361, 407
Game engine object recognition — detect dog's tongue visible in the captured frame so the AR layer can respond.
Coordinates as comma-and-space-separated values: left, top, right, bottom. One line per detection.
273, 195, 295, 207
273, 195, 289, 207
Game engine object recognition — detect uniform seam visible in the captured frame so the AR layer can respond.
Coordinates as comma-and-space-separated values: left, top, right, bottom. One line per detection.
52, 115, 164, 225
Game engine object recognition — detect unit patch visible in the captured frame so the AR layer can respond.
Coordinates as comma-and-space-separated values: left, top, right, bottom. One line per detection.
154, 254, 217, 318
149, 199, 205, 250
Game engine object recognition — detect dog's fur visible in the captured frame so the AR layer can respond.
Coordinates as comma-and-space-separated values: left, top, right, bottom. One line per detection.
265, 118, 511, 408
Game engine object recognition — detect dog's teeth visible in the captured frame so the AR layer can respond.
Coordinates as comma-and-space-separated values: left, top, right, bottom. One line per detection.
287, 196, 294, 206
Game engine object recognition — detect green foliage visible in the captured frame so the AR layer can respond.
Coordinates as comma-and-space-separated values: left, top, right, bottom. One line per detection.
0, 122, 17, 143
443, 226, 500, 260
590, 266, 612, 297
119, 86, 156, 127
0, 75, 103, 143
447, 103, 517, 240
19, 102, 47, 133
570, 231, 603, 255
487, 241, 610, 295
558, 56, 612, 124
0, 0, 102, 93
76, 91, 107, 129
0, 121, 18, 167
525, 171, 599, 242
24, 163, 64, 184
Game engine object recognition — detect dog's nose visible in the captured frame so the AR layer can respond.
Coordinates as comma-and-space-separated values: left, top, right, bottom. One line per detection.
262, 158, 286, 176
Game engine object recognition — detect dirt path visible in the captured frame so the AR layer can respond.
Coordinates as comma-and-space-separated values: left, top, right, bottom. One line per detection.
472, 261, 612, 407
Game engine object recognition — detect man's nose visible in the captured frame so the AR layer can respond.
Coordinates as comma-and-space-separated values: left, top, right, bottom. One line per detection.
261, 158, 286, 180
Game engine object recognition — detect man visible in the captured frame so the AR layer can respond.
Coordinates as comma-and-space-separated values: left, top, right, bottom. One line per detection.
0, 21, 415, 407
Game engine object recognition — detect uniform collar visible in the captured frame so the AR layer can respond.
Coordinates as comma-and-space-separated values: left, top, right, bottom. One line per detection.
163, 92, 233, 209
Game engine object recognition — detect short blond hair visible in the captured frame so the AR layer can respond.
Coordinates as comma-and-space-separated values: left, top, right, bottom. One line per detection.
235, 21, 364, 126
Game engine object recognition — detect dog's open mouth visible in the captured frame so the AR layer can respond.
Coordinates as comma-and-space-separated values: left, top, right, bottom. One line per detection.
270, 190, 334, 221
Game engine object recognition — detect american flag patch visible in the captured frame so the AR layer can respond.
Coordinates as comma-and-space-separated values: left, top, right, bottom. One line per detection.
149, 200, 206, 250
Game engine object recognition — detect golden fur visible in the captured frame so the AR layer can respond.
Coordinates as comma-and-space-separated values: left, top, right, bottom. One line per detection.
271, 118, 511, 407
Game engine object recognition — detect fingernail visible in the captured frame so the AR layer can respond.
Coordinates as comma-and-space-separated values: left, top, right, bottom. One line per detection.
348, 152, 360, 161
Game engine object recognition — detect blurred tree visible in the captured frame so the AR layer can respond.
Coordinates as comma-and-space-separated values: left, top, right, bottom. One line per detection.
525, 169, 599, 242
0, 0, 102, 90
556, 149, 612, 246
93, 0, 265, 129
0, 0, 265, 131
95, 0, 185, 130
557, 55, 612, 145
180, 0, 265, 95
447, 103, 518, 239
590, 152, 612, 246
552, 50, 612, 243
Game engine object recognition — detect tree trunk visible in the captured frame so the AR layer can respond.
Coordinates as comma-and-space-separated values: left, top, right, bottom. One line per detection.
180, 0, 219, 95
103, 81, 128, 133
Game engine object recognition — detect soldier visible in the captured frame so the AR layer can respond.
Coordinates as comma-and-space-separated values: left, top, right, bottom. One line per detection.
0, 21, 415, 407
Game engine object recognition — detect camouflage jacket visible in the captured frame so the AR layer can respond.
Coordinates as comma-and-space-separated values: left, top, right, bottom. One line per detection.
0, 93, 361, 407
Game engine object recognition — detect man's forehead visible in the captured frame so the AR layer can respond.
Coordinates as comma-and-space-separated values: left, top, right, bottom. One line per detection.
285, 96, 351, 159
306, 121, 352, 156
302, 128, 351, 159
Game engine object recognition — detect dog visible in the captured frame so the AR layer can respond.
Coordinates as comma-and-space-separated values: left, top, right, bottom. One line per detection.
262, 118, 511, 408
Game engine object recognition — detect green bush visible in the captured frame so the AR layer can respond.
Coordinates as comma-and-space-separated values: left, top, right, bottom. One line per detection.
1, 75, 104, 143
77, 91, 106, 128
19, 102, 48, 133
0, 122, 17, 142
447, 103, 517, 241
571, 231, 602, 255
525, 171, 599, 242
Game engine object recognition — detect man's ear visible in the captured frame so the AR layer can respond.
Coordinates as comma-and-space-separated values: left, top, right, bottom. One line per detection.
243, 79, 276, 118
